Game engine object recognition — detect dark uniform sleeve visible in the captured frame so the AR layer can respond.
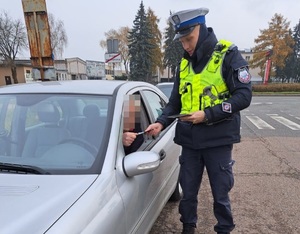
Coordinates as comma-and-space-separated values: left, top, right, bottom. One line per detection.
204, 46, 252, 123
156, 66, 182, 129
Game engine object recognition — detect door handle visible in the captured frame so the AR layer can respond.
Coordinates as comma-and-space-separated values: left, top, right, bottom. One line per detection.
159, 149, 166, 161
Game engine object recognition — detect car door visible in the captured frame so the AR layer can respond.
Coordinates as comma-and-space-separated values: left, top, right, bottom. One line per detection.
116, 87, 180, 233
140, 89, 180, 200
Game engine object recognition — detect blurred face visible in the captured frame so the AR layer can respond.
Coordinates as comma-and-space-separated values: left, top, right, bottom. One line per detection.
179, 25, 200, 56
123, 95, 141, 131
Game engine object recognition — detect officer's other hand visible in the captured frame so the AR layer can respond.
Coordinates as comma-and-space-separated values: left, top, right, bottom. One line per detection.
180, 111, 206, 124
123, 132, 137, 147
145, 123, 163, 136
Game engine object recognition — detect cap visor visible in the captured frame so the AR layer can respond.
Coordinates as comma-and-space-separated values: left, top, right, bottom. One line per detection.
173, 26, 196, 40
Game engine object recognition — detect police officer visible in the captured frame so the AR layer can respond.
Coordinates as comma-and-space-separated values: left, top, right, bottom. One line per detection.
146, 7, 252, 234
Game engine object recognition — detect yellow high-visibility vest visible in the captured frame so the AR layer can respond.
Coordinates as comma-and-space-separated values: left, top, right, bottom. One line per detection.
179, 39, 235, 113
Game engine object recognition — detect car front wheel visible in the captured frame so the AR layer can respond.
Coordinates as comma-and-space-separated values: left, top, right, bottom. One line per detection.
169, 180, 182, 202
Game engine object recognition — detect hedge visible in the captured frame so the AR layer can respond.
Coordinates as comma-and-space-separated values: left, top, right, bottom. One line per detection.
252, 83, 300, 93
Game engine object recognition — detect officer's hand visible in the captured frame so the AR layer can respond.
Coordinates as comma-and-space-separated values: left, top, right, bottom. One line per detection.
180, 111, 206, 124
145, 123, 163, 136
123, 132, 137, 147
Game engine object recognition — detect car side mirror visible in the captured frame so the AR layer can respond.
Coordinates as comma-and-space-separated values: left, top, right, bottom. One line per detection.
123, 151, 160, 177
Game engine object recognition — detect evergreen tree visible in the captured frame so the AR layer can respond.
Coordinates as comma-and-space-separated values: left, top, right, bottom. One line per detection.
293, 20, 300, 83
277, 20, 300, 83
163, 14, 184, 80
290, 20, 300, 82
128, 1, 155, 82
249, 13, 294, 80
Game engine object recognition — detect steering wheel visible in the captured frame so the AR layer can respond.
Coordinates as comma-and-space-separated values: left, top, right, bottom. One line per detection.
59, 137, 98, 155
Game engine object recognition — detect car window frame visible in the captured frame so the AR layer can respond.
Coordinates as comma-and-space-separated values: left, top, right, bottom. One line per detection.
139, 88, 177, 144
120, 90, 153, 154
139, 89, 166, 124
140, 88, 177, 141
120, 86, 176, 155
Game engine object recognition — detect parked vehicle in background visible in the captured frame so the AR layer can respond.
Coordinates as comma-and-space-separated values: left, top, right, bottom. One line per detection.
156, 82, 174, 99
0, 80, 181, 234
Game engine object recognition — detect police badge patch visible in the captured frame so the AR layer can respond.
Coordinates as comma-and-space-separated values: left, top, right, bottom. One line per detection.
238, 67, 251, 83
222, 102, 232, 113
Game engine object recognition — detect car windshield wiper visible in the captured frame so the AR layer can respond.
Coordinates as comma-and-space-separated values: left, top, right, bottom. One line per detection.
0, 162, 50, 175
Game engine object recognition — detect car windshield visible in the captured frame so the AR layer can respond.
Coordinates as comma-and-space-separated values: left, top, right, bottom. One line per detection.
0, 93, 111, 175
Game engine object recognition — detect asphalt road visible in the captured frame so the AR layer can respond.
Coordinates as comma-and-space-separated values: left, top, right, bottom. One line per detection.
150, 96, 300, 234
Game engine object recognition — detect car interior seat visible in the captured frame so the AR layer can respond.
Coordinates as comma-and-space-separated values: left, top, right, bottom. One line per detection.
22, 103, 71, 158
82, 104, 105, 149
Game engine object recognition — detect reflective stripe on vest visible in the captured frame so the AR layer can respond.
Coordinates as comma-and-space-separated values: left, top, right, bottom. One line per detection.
179, 39, 234, 113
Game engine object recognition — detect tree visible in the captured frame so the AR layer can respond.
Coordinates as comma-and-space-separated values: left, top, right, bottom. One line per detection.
48, 13, 68, 60
99, 26, 130, 76
278, 20, 300, 83
249, 13, 294, 81
292, 20, 300, 82
0, 11, 28, 84
128, 1, 155, 82
163, 12, 184, 80
147, 8, 163, 79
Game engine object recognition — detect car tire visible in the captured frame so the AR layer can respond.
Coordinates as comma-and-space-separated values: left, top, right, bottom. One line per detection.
169, 180, 182, 202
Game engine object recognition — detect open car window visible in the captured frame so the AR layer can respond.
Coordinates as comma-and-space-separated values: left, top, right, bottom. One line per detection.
141, 90, 166, 123
121, 89, 171, 155
122, 93, 151, 155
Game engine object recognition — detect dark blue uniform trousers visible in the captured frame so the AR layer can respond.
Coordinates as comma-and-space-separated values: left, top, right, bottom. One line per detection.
179, 144, 235, 233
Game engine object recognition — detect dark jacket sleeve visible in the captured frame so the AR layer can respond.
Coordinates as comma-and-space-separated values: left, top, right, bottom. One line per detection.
123, 125, 144, 155
204, 47, 252, 123
156, 66, 182, 129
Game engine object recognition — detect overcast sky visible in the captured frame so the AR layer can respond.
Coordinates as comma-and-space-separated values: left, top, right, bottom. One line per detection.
1, 0, 300, 62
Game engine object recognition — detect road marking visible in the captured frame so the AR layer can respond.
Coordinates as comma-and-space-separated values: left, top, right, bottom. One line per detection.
246, 116, 275, 129
270, 116, 300, 130
251, 102, 273, 105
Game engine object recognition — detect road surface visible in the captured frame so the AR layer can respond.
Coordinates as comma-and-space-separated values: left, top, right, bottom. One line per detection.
150, 96, 300, 234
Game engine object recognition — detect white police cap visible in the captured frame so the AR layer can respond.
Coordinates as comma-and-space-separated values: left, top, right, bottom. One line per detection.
169, 8, 209, 40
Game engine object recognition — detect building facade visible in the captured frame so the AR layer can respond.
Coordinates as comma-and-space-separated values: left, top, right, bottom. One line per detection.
1, 49, 262, 86
0, 58, 111, 86
0, 60, 31, 86
240, 49, 262, 84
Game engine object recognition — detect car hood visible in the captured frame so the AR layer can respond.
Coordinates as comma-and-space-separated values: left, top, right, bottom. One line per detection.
0, 174, 98, 234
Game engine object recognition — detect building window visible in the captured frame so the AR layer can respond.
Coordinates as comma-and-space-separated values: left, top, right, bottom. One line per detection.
25, 70, 31, 79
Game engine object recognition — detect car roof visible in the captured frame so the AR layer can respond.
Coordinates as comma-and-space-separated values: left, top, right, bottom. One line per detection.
0, 80, 151, 95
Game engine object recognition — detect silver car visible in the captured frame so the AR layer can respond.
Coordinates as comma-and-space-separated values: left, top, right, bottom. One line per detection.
0, 80, 181, 234
156, 82, 174, 99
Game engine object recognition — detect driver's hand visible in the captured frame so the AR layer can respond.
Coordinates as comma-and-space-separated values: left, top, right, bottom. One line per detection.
123, 132, 137, 147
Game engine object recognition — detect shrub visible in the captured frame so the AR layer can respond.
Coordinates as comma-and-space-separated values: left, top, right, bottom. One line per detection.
114, 75, 128, 80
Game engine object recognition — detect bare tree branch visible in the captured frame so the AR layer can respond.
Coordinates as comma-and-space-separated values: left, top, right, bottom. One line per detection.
0, 10, 28, 83
48, 13, 68, 59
